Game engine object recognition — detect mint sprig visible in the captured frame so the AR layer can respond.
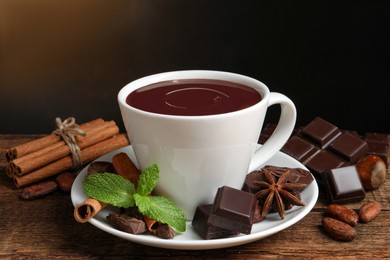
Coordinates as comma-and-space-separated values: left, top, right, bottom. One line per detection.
82, 163, 187, 232
82, 173, 135, 208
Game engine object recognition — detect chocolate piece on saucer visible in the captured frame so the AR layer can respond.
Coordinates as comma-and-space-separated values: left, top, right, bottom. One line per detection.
286, 167, 315, 185
191, 204, 238, 240
300, 117, 342, 149
327, 132, 369, 163
208, 186, 256, 234
242, 170, 266, 194
281, 135, 320, 164
324, 165, 366, 204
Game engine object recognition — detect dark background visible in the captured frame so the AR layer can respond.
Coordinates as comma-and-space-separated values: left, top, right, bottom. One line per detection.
1, 1, 389, 134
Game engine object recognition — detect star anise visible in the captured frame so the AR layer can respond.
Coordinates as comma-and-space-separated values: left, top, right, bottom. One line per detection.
254, 169, 307, 219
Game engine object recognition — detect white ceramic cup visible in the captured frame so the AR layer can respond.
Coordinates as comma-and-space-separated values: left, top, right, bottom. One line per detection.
118, 70, 296, 219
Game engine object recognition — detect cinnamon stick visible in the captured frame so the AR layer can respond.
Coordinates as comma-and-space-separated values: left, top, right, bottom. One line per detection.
144, 215, 159, 234
13, 134, 129, 187
6, 118, 105, 161
112, 152, 140, 187
74, 198, 107, 223
11, 121, 119, 176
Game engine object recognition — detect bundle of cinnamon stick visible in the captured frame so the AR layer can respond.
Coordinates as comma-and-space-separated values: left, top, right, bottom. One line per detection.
5, 118, 129, 188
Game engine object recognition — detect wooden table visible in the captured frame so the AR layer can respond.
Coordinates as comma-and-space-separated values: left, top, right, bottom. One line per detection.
1, 135, 389, 259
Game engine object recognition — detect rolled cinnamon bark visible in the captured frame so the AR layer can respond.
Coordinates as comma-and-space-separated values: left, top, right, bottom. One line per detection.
6, 118, 105, 161
112, 152, 140, 187
74, 198, 108, 223
13, 134, 129, 187
11, 121, 119, 176
143, 215, 159, 234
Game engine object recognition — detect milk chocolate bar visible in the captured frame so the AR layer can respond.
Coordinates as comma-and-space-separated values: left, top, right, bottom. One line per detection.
208, 186, 256, 234
191, 204, 238, 239
324, 165, 366, 204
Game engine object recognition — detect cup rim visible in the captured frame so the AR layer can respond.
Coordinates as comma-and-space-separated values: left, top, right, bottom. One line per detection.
118, 70, 270, 119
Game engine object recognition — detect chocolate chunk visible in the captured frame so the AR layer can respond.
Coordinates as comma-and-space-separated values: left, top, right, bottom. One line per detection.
191, 204, 238, 239
305, 150, 346, 182
242, 170, 266, 194
243, 166, 314, 194
300, 117, 342, 148
328, 132, 369, 163
155, 223, 175, 239
365, 133, 390, 144
87, 161, 116, 175
364, 132, 390, 167
324, 165, 366, 204
106, 213, 147, 234
286, 167, 315, 185
208, 186, 256, 234
281, 135, 320, 164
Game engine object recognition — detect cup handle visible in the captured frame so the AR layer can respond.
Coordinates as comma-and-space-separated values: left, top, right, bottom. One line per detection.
248, 92, 296, 172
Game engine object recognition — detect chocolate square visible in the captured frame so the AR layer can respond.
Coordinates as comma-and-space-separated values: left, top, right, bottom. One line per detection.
208, 186, 256, 234
281, 135, 320, 164
300, 117, 342, 148
191, 204, 238, 239
324, 165, 366, 204
328, 132, 368, 163
305, 150, 346, 182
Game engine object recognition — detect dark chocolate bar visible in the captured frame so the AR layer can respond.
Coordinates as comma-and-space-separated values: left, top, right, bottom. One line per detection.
364, 132, 390, 168
305, 150, 346, 182
191, 204, 238, 240
328, 132, 368, 163
300, 117, 342, 149
281, 135, 320, 164
324, 165, 366, 204
208, 186, 256, 235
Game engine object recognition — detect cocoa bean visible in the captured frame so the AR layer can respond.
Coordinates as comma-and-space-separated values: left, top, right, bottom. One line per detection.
322, 217, 357, 242
20, 181, 58, 200
326, 204, 359, 226
359, 200, 381, 223
55, 172, 75, 192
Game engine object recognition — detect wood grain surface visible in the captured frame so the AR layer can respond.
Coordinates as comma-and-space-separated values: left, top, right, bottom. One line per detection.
1, 135, 389, 259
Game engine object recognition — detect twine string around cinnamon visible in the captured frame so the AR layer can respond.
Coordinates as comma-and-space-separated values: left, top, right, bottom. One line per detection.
52, 117, 86, 170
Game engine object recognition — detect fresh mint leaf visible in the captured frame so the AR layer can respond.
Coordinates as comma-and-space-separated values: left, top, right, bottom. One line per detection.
134, 194, 187, 232
136, 163, 159, 196
83, 173, 135, 208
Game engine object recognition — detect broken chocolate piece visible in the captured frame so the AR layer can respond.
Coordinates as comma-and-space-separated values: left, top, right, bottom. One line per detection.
242, 170, 266, 194
208, 186, 256, 234
192, 204, 238, 239
324, 165, 366, 204
364, 132, 390, 168
155, 223, 176, 239
106, 213, 147, 235
87, 161, 116, 175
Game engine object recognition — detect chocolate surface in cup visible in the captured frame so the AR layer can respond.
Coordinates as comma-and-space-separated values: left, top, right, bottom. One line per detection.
126, 79, 262, 116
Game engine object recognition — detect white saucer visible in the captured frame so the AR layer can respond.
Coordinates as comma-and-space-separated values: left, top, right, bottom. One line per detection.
71, 145, 318, 250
